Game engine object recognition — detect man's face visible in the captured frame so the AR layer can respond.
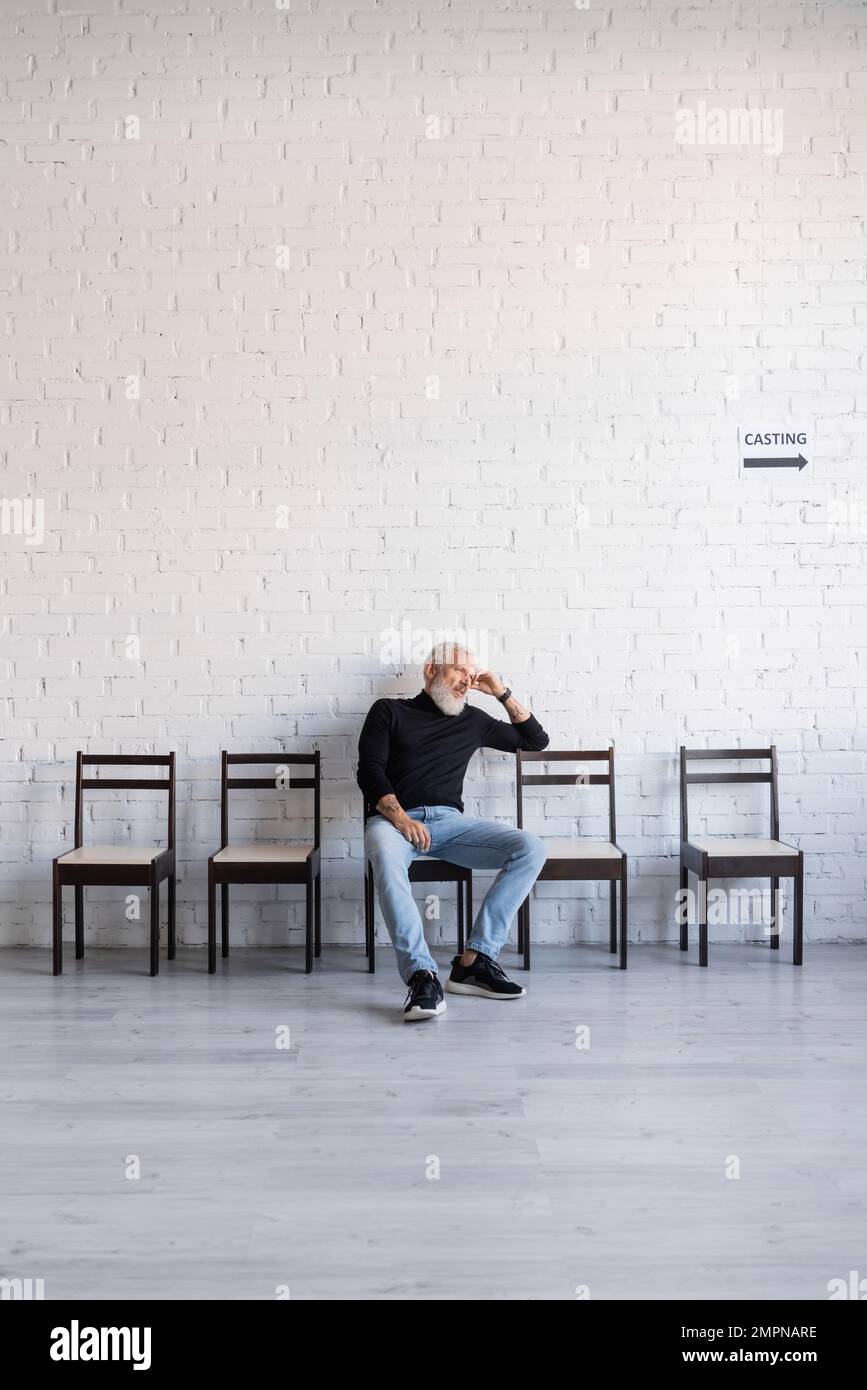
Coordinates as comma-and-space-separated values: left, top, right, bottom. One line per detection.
435, 654, 475, 697
424, 650, 477, 715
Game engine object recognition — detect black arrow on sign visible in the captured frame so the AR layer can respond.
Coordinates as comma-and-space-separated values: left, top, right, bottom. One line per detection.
743, 454, 808, 470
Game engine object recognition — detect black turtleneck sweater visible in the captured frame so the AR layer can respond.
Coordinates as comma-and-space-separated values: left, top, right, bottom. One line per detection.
357, 689, 549, 814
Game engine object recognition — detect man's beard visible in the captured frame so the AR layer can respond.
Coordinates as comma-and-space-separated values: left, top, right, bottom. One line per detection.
428, 676, 467, 717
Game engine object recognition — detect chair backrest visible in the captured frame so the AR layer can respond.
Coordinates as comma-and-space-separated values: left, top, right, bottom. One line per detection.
220, 751, 320, 849
74, 753, 175, 849
679, 746, 779, 842
516, 747, 617, 843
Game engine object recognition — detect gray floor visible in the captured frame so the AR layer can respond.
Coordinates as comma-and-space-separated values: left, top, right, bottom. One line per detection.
1, 943, 864, 1301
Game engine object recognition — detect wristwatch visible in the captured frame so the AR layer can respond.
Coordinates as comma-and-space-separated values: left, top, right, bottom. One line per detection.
497, 687, 512, 704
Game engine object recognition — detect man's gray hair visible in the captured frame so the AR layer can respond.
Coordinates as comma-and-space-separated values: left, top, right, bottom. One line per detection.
425, 640, 473, 669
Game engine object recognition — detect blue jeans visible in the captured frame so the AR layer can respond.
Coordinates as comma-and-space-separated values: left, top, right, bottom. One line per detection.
365, 805, 547, 983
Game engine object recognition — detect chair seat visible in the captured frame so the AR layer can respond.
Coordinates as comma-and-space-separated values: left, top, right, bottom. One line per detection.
689, 837, 797, 857
214, 843, 314, 864
58, 846, 165, 865
543, 838, 623, 859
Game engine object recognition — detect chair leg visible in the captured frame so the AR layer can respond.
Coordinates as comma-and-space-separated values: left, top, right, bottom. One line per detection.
74, 885, 84, 960
367, 868, 375, 974
457, 876, 465, 955
770, 876, 780, 950
362, 865, 368, 956
207, 861, 216, 974
363, 864, 370, 957
167, 874, 176, 960
517, 899, 524, 953
305, 864, 314, 974
698, 859, 708, 967
794, 853, 804, 966
149, 871, 159, 977
522, 897, 531, 971
466, 873, 472, 948
679, 863, 688, 951
52, 862, 62, 976
221, 884, 229, 958
619, 861, 627, 970
314, 868, 321, 958
609, 880, 617, 953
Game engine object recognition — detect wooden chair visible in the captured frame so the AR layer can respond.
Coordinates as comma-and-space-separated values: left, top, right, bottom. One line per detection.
207, 752, 321, 974
679, 746, 804, 967
52, 753, 176, 977
515, 747, 627, 971
362, 800, 472, 974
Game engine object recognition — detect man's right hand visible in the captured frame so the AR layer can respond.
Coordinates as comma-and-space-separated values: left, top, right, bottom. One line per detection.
397, 814, 431, 852
376, 794, 431, 851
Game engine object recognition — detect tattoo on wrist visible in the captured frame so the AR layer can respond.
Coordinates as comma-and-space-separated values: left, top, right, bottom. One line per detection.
504, 696, 530, 724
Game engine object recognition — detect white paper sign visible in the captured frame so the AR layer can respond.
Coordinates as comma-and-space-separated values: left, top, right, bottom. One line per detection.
739, 427, 811, 473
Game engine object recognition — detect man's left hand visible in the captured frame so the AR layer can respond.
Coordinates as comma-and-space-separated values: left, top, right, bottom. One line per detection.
470, 671, 507, 699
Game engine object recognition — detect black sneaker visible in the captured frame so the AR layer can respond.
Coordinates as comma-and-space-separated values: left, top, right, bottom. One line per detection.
446, 952, 526, 1000
403, 970, 447, 1022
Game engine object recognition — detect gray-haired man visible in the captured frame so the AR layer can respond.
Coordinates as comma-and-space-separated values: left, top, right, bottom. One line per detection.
357, 644, 549, 1020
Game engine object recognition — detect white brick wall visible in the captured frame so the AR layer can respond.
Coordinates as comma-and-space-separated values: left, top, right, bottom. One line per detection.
1, 0, 865, 954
